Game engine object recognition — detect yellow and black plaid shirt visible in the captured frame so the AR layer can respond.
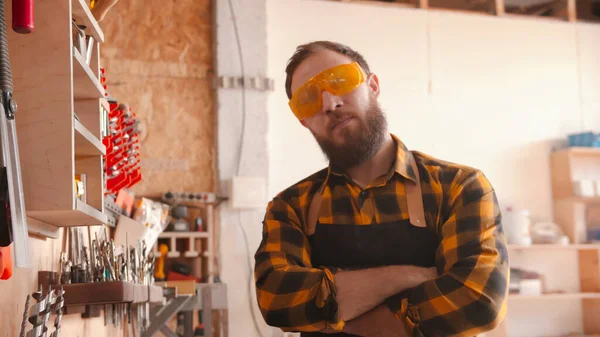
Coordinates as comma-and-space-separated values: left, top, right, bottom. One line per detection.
254, 134, 509, 336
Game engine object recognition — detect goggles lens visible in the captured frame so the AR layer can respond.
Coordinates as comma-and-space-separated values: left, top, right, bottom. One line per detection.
288, 62, 367, 120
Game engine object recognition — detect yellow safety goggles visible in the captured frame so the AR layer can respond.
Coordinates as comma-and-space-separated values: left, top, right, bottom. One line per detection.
288, 62, 367, 120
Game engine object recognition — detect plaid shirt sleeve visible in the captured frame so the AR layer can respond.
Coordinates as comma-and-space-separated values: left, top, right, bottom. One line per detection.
254, 194, 344, 332
386, 169, 509, 337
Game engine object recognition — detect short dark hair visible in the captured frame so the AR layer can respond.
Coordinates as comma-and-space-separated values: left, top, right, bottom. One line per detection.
284, 41, 371, 99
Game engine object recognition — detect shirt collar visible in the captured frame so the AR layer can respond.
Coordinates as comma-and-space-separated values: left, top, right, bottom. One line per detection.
390, 134, 417, 183
326, 133, 417, 185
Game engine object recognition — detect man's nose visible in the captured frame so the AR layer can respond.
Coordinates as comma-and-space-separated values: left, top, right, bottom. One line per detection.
321, 91, 343, 113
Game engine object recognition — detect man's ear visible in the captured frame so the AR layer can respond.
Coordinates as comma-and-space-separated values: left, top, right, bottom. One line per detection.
367, 73, 380, 98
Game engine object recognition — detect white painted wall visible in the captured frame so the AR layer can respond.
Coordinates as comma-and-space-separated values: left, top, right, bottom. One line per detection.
266, 1, 600, 337
214, 1, 274, 337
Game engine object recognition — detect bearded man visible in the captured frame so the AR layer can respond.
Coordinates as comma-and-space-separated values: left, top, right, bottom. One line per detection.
254, 41, 509, 337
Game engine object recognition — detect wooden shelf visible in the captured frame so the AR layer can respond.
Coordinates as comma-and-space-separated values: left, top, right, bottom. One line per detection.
555, 196, 600, 204
71, 0, 105, 43
74, 118, 106, 156
509, 244, 600, 251
555, 147, 600, 157
101, 97, 110, 113
8, 0, 108, 235
509, 293, 600, 300
27, 199, 107, 227
73, 47, 105, 99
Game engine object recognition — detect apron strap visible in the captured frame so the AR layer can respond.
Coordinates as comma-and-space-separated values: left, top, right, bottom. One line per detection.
307, 188, 322, 236
405, 157, 426, 227
305, 154, 426, 235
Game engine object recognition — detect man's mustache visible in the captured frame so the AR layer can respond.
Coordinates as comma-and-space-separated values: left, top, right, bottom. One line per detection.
327, 110, 358, 131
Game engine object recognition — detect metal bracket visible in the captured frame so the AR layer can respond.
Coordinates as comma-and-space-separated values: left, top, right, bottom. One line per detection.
216, 76, 275, 92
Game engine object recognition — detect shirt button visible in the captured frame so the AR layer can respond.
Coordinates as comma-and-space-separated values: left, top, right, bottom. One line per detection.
359, 190, 368, 198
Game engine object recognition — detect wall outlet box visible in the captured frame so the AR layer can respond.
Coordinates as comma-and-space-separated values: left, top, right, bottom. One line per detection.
229, 176, 267, 209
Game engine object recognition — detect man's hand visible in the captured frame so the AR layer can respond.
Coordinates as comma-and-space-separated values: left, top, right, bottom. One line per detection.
343, 305, 409, 337
335, 265, 438, 321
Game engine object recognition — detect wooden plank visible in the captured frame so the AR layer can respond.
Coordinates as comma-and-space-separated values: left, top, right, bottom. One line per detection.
75, 198, 107, 223
55, 281, 134, 306
579, 249, 600, 293
28, 199, 107, 227
148, 285, 164, 303
553, 199, 587, 244
9, 0, 74, 213
132, 284, 164, 303
91, 41, 102, 81
71, 0, 105, 42
133, 284, 149, 303
75, 156, 104, 211
74, 118, 106, 156
567, 0, 577, 22
494, 0, 504, 15
155, 280, 197, 295
75, 99, 103, 140
27, 217, 60, 239
555, 147, 600, 157
73, 47, 105, 99
550, 150, 573, 199
583, 299, 600, 334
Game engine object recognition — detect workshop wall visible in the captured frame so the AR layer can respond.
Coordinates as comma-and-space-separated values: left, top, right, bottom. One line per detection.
213, 0, 273, 337
266, 1, 600, 336
100, 0, 215, 197
0, 1, 215, 337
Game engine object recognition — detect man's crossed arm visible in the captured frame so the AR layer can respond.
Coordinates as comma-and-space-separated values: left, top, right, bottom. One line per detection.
334, 265, 438, 322
320, 266, 437, 337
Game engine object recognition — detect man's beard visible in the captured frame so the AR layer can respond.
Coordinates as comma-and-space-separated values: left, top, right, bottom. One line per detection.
313, 98, 388, 170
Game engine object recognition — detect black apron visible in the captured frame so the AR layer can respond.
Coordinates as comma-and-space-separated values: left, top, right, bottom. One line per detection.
301, 160, 438, 337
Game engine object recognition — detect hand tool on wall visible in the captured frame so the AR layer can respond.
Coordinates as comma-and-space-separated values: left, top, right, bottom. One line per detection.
0, 0, 29, 268
19, 294, 30, 337
12, 0, 34, 34
22, 287, 57, 337
49, 286, 65, 337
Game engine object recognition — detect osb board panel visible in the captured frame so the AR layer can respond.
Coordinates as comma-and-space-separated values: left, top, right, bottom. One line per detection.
0, 234, 125, 337
99, 0, 215, 197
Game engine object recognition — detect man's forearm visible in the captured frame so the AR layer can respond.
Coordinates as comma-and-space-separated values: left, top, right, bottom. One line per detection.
334, 265, 436, 321
343, 305, 409, 337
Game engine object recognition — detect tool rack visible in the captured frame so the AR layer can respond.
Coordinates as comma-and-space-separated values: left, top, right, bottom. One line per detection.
7, 0, 108, 238
51, 281, 163, 306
